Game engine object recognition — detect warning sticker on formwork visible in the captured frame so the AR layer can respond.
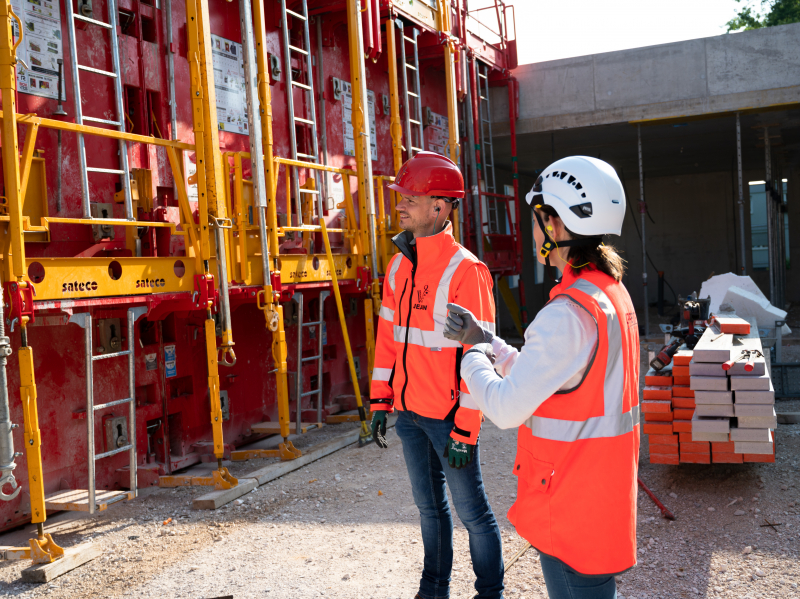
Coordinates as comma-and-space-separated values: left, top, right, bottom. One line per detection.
12, 0, 65, 100
342, 81, 377, 161
211, 34, 249, 136
164, 345, 177, 379
425, 110, 449, 156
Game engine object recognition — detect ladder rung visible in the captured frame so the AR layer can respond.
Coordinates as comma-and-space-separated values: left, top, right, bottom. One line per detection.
301, 389, 321, 398
94, 397, 134, 411
407, 91, 419, 98
299, 188, 320, 195
291, 80, 312, 90
74, 14, 113, 29
82, 116, 122, 127
93, 349, 132, 361
78, 64, 117, 78
411, 146, 424, 152
289, 44, 309, 56
95, 444, 133, 461
296, 152, 318, 160
403, 36, 416, 44
301, 355, 322, 363
87, 167, 126, 175
303, 320, 323, 327
409, 119, 421, 125
405, 64, 417, 71
294, 116, 316, 126
285, 8, 307, 21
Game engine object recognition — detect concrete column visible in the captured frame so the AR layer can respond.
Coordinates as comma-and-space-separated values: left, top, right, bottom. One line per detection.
736, 113, 746, 275
638, 125, 649, 337
764, 127, 775, 304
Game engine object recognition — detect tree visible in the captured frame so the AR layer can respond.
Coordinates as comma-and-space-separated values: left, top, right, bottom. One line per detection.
726, 0, 800, 32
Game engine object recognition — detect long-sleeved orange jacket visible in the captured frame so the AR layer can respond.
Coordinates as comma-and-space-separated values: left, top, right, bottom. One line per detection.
369, 222, 495, 444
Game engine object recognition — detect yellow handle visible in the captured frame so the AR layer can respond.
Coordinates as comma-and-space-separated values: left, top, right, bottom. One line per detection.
10, 8, 23, 55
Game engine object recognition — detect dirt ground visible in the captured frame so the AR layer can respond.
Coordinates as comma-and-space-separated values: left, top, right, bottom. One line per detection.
0, 328, 799, 599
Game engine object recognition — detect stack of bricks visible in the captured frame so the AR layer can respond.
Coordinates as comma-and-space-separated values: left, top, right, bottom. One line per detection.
644, 315, 776, 465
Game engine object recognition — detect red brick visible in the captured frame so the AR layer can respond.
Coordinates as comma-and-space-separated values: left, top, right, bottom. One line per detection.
642, 399, 672, 413
673, 351, 693, 366
744, 453, 775, 463
673, 398, 696, 409
680, 452, 711, 464
711, 315, 751, 335
713, 452, 744, 463
712, 441, 736, 453
643, 423, 673, 435
643, 387, 672, 400
674, 375, 691, 386
644, 412, 674, 423
649, 434, 678, 445
681, 441, 710, 454
645, 374, 673, 386
650, 443, 679, 455
673, 420, 693, 433
672, 365, 690, 377
650, 453, 680, 465
679, 432, 694, 442
672, 386, 695, 398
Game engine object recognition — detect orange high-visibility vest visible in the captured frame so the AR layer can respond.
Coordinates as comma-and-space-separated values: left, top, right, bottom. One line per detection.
370, 222, 495, 444
508, 267, 640, 575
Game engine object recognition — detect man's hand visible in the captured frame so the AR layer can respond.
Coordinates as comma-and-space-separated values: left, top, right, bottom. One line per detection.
444, 303, 494, 346
372, 411, 389, 448
464, 342, 496, 364
443, 437, 474, 469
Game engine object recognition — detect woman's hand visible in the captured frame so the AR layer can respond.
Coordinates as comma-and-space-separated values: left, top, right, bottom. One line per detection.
464, 342, 496, 364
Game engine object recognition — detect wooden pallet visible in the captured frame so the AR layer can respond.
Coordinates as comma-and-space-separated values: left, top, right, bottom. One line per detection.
249, 422, 323, 435
44, 489, 133, 513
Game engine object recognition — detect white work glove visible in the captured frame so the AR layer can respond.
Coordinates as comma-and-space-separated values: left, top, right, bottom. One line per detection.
444, 303, 494, 346
464, 342, 496, 364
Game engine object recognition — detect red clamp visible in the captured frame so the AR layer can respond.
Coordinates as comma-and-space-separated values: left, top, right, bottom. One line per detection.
193, 274, 216, 310
356, 266, 371, 291
4, 281, 36, 328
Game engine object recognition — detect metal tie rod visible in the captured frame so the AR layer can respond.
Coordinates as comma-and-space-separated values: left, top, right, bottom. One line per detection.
78, 64, 118, 78
92, 349, 132, 361
74, 14, 112, 28
285, 7, 306, 20
95, 444, 133, 461
93, 397, 133, 411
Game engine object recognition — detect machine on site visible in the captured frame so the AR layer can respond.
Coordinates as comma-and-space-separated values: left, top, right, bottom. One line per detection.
0, 0, 521, 565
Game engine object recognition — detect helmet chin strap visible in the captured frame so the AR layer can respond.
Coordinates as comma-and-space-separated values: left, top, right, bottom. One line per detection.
533, 205, 601, 284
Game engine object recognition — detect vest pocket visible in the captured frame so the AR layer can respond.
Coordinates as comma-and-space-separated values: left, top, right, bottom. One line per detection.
512, 447, 554, 552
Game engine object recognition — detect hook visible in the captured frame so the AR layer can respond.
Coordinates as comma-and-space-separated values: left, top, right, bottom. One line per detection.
218, 346, 237, 367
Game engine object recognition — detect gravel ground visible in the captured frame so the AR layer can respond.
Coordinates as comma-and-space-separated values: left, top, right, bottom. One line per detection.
0, 343, 798, 598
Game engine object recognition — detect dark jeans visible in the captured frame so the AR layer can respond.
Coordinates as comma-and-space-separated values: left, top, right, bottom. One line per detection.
396, 410, 504, 599
540, 553, 617, 599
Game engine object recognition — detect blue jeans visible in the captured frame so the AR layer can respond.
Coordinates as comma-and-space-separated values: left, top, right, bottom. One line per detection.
540, 553, 617, 599
395, 410, 504, 599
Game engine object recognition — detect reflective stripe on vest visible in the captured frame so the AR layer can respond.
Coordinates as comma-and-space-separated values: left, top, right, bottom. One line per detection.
372, 367, 393, 382
379, 306, 394, 322
524, 278, 635, 442
387, 254, 403, 294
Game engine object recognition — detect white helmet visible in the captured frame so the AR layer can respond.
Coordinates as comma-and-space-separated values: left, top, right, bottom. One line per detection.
525, 156, 625, 236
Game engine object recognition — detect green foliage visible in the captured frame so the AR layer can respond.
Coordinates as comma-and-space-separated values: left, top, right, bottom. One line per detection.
726, 0, 800, 32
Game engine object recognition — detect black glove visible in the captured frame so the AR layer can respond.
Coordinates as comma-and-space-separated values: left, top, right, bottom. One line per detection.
443, 437, 474, 469
372, 411, 389, 448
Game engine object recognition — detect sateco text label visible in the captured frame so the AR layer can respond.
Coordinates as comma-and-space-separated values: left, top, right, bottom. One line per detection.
136, 278, 167, 289
62, 281, 98, 293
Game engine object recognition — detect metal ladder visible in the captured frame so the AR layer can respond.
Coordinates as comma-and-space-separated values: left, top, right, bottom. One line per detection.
280, 0, 322, 225
291, 291, 329, 430
477, 62, 499, 233
57, 308, 143, 515
65, 0, 133, 221
398, 21, 424, 158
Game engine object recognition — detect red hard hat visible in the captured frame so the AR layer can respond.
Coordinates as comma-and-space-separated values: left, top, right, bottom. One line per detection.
388, 151, 465, 198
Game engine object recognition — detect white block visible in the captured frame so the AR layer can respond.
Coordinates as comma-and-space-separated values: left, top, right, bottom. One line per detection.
691, 412, 730, 433
690, 376, 729, 391
735, 404, 775, 417
699, 273, 767, 315
730, 373, 771, 391
692, 431, 730, 442
721, 286, 791, 336
689, 360, 727, 377
734, 380, 774, 404
734, 441, 774, 455
695, 404, 734, 417
730, 427, 772, 443
736, 408, 777, 429
694, 390, 732, 404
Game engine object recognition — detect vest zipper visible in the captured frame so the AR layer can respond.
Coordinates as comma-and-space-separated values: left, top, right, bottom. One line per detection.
399, 265, 416, 411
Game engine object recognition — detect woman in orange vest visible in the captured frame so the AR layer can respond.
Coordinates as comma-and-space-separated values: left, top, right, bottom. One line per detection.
444, 156, 640, 599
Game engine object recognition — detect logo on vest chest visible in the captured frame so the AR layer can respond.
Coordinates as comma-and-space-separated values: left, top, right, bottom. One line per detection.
413, 285, 430, 311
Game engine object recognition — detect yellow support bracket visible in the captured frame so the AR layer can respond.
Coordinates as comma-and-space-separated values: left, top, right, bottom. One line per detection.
158, 468, 238, 491
19, 344, 46, 525
4, 534, 65, 564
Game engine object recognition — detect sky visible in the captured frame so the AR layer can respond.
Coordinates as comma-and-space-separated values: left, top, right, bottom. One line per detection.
491, 0, 748, 64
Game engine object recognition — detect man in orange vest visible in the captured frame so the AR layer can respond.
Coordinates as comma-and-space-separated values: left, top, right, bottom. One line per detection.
370, 152, 504, 599
445, 157, 639, 599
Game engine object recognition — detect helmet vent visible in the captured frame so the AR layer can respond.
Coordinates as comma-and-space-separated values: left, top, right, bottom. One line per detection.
575, 183, 582, 190
567, 175, 576, 184
559, 172, 568, 180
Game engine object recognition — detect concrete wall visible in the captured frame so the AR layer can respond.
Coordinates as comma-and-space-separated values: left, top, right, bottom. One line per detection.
491, 22, 800, 135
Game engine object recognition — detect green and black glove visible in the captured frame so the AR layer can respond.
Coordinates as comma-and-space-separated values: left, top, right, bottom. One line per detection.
372, 411, 389, 449
444, 437, 474, 469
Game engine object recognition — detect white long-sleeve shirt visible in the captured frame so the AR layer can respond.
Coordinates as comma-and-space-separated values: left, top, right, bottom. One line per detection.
460, 296, 598, 429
